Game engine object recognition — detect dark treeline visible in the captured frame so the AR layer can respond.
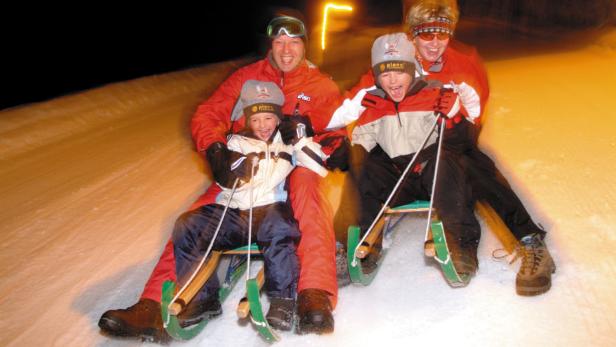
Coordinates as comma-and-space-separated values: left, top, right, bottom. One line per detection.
458, 0, 616, 27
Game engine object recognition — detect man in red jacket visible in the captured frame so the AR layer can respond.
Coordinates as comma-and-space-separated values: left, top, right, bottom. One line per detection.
98, 11, 343, 342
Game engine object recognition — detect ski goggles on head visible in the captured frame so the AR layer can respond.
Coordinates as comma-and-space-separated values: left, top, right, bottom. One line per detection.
266, 16, 306, 39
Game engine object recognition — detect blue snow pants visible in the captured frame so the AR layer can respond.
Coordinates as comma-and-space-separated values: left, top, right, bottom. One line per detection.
172, 202, 300, 303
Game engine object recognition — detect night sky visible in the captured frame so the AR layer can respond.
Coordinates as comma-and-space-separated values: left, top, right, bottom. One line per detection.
2, 0, 411, 110
1, 2, 309, 110
4, 1, 608, 110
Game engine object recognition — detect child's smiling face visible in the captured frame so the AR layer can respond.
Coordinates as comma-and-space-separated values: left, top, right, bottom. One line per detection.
249, 112, 279, 141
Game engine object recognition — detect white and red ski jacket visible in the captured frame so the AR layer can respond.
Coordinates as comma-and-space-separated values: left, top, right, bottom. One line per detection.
216, 132, 328, 210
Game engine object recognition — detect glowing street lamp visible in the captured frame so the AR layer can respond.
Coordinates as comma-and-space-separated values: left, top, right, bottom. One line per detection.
321, 3, 353, 50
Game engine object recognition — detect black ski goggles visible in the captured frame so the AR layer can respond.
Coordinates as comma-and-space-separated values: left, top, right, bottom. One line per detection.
266, 16, 306, 39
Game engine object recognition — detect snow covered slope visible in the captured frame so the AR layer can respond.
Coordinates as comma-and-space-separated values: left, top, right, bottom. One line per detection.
1, 26, 615, 346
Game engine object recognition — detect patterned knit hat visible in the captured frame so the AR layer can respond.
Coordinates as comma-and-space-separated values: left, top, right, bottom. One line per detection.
411, 17, 454, 37
371, 33, 416, 78
231, 80, 284, 121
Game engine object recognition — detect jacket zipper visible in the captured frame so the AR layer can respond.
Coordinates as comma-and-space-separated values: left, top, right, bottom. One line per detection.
394, 102, 402, 127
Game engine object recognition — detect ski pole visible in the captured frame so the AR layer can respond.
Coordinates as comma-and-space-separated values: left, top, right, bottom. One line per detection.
424, 115, 447, 242
167, 177, 240, 317
245, 155, 259, 282
353, 116, 440, 264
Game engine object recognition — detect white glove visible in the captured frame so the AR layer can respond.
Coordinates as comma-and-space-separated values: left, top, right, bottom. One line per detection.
294, 137, 328, 177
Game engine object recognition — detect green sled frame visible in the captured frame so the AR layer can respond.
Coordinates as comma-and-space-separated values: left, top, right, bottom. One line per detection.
347, 200, 470, 287
430, 220, 472, 287
160, 243, 279, 342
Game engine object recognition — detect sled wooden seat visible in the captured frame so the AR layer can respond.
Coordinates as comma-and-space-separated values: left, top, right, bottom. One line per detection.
168, 243, 261, 316
357, 201, 432, 259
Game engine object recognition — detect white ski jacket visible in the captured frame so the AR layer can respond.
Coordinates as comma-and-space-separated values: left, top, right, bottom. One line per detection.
215, 132, 327, 210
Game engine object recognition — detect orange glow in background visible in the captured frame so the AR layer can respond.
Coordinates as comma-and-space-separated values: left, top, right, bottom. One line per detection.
321, 3, 353, 50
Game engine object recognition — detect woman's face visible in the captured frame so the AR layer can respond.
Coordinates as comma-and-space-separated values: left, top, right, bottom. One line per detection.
413, 33, 450, 63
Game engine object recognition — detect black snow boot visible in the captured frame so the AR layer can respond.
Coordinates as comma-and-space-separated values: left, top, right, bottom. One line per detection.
448, 240, 479, 279
98, 298, 171, 344
266, 297, 295, 331
336, 241, 352, 287
296, 289, 334, 334
176, 297, 222, 328
515, 233, 556, 296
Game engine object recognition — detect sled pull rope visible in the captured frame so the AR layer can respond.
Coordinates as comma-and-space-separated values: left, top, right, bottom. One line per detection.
167, 178, 240, 317
425, 116, 446, 241
246, 156, 259, 281
353, 116, 440, 265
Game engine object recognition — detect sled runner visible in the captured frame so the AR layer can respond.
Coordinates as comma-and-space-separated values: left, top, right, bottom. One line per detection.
347, 201, 474, 287
347, 200, 432, 285
161, 243, 278, 342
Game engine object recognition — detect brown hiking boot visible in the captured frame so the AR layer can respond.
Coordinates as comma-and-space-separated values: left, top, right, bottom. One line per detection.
296, 289, 334, 334
98, 298, 170, 343
516, 234, 556, 296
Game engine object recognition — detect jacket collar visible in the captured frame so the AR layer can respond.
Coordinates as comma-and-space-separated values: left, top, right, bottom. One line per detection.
418, 47, 449, 74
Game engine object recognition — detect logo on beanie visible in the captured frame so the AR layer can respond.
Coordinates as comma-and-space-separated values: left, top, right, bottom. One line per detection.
379, 64, 385, 72
386, 62, 406, 70
254, 104, 276, 113
384, 37, 401, 58
256, 85, 271, 99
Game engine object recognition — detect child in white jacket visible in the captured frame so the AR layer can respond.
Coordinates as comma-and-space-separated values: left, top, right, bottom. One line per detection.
172, 80, 328, 332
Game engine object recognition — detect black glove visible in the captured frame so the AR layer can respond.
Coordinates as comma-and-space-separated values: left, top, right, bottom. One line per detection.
206, 142, 260, 187
229, 151, 260, 182
278, 114, 315, 145
321, 136, 350, 172
206, 142, 234, 187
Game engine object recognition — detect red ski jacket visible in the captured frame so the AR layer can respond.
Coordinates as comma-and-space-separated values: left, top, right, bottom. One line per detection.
344, 40, 489, 125
191, 55, 342, 153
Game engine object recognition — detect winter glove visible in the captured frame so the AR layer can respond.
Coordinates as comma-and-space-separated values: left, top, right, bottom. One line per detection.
451, 81, 481, 121
205, 142, 234, 188
434, 88, 463, 129
205, 142, 260, 187
294, 138, 328, 177
320, 136, 350, 172
279, 114, 315, 145
229, 151, 260, 183
434, 88, 461, 118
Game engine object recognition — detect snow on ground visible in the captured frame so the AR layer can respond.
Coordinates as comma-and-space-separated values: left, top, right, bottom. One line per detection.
1, 24, 616, 346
